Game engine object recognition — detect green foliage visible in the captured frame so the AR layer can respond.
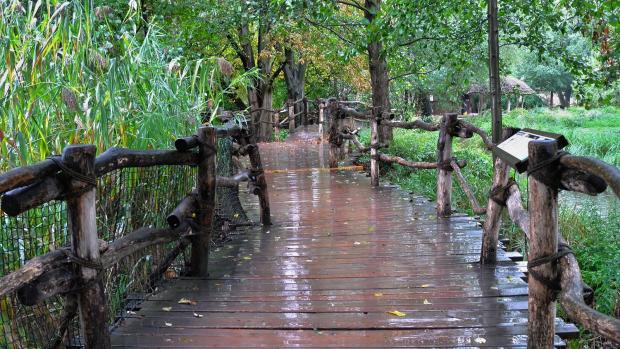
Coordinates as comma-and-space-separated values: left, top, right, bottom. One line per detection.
0, 0, 255, 170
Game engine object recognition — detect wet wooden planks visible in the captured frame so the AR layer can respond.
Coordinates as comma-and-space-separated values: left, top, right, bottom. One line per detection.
111, 134, 576, 348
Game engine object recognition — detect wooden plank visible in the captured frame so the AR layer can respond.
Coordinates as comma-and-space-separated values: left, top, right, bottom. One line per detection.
110, 133, 573, 348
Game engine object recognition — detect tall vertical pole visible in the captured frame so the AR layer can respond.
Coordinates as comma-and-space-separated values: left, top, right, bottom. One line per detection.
436, 114, 456, 217
527, 140, 559, 347
191, 126, 216, 276
488, 0, 502, 144
318, 102, 325, 141
370, 111, 379, 187
288, 100, 295, 133
63, 145, 111, 349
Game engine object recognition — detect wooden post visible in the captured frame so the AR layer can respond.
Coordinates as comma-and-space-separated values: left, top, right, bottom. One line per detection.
327, 99, 340, 168
63, 145, 111, 349
370, 111, 379, 187
481, 127, 520, 264
302, 97, 308, 126
436, 113, 456, 216
488, 0, 502, 144
288, 100, 295, 133
318, 102, 325, 141
191, 127, 216, 276
274, 112, 280, 142
527, 140, 559, 348
245, 136, 272, 225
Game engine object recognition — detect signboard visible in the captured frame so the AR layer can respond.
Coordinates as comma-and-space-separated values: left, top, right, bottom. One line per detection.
493, 128, 568, 173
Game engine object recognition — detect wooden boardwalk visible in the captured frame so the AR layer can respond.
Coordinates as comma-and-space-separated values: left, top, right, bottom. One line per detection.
111, 128, 576, 348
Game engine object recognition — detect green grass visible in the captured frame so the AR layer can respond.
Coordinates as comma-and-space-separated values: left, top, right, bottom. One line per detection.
358, 107, 620, 325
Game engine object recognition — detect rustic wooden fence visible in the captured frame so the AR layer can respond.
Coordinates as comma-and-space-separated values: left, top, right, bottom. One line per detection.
0, 123, 270, 348
324, 100, 620, 347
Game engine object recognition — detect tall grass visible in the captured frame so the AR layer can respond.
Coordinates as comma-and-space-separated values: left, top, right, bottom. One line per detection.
0, 0, 256, 170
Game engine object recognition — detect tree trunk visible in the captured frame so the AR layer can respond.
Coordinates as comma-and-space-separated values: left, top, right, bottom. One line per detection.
557, 91, 567, 109
283, 47, 306, 115
549, 91, 554, 108
365, 0, 392, 144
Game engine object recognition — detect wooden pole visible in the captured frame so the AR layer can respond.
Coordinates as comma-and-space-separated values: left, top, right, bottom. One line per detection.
488, 0, 502, 144
318, 102, 325, 141
302, 97, 309, 126
191, 127, 216, 276
245, 137, 272, 225
288, 100, 295, 133
481, 127, 519, 264
63, 145, 111, 349
370, 111, 379, 186
274, 112, 280, 142
527, 139, 559, 347
436, 113, 456, 216
327, 100, 339, 168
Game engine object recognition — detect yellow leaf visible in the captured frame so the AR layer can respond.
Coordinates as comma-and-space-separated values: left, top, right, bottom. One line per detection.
387, 310, 406, 317
243, 256, 252, 260
178, 298, 196, 305
373, 292, 383, 297
423, 299, 432, 305
420, 284, 430, 288
162, 307, 172, 312
474, 337, 486, 344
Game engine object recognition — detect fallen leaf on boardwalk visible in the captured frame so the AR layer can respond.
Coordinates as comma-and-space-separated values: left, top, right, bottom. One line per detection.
164, 322, 173, 327
178, 298, 196, 305
193, 312, 204, 318
162, 307, 172, 312
242, 256, 252, 260
420, 284, 430, 288
423, 299, 432, 305
353, 241, 361, 245
474, 337, 486, 344
387, 310, 406, 317
233, 213, 239, 218
126, 310, 136, 315
373, 292, 383, 297
368, 226, 375, 232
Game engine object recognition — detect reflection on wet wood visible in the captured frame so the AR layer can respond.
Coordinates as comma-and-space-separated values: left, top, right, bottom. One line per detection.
111, 131, 576, 347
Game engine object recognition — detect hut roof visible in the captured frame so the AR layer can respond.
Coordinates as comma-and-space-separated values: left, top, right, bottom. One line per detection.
467, 76, 536, 95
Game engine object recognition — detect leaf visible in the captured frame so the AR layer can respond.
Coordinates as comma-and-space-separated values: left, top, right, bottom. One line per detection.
164, 322, 173, 327
242, 256, 252, 260
353, 241, 361, 245
373, 292, 383, 297
162, 307, 172, 312
423, 299, 432, 305
178, 298, 196, 305
193, 312, 204, 318
387, 310, 406, 317
420, 284, 430, 288
474, 337, 487, 344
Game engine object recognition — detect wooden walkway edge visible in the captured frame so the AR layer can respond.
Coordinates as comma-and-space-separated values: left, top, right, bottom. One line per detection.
111, 130, 577, 348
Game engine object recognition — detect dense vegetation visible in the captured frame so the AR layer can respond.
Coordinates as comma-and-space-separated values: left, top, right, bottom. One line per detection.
0, 0, 618, 346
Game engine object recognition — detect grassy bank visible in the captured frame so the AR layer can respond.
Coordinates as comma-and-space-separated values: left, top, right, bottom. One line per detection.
358, 107, 619, 343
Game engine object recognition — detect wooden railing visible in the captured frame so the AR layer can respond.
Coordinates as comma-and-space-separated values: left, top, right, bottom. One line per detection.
324, 100, 620, 346
0, 124, 270, 348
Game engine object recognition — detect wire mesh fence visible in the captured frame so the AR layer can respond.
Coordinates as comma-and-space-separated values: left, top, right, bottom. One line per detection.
0, 137, 254, 348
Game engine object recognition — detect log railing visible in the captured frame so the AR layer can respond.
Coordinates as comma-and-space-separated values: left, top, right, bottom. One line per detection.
0, 124, 271, 348
323, 100, 620, 346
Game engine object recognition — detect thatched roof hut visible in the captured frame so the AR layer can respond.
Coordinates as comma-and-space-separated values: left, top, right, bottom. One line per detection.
467, 76, 535, 95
